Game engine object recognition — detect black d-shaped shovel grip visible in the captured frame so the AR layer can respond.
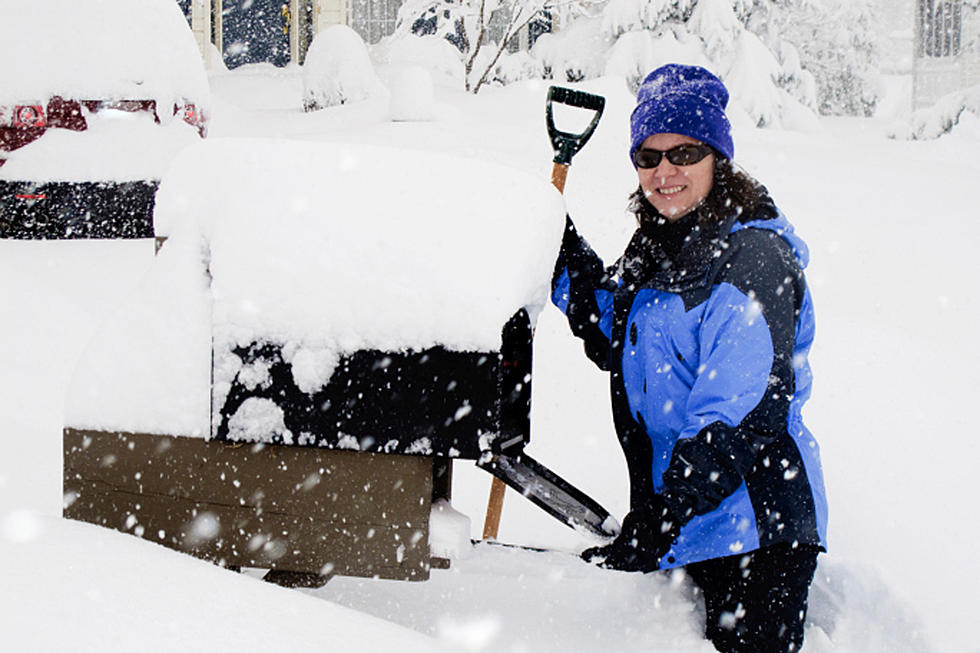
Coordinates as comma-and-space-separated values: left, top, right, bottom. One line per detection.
546, 86, 606, 165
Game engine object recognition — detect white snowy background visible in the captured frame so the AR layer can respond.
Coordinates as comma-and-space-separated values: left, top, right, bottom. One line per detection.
3, 11, 980, 653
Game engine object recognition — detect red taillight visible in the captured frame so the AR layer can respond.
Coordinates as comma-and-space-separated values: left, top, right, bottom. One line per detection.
13, 105, 46, 128
177, 103, 207, 137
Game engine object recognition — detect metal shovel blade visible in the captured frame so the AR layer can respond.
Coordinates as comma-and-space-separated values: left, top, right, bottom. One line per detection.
479, 452, 619, 538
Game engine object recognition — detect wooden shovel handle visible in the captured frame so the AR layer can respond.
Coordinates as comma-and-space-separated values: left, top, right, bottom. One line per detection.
482, 476, 508, 539
481, 164, 570, 541
551, 163, 570, 194
482, 89, 600, 540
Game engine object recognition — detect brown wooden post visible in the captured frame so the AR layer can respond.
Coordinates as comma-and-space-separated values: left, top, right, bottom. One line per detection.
550, 162, 569, 194
481, 477, 507, 539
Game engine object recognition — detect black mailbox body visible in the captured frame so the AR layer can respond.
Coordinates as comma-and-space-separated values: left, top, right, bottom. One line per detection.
213, 309, 533, 459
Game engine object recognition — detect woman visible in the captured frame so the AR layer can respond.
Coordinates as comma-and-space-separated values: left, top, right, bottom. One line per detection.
552, 64, 828, 653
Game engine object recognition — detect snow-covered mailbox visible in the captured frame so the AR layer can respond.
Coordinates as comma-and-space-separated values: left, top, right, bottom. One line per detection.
62, 139, 567, 584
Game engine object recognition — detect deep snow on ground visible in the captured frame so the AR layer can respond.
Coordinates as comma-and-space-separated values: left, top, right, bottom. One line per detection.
2, 65, 978, 652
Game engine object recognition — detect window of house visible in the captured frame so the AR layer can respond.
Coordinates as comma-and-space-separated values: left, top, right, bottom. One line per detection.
177, 0, 193, 27
351, 0, 400, 44
919, 0, 962, 57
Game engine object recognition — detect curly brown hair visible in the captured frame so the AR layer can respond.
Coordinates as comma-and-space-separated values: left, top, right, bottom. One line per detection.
628, 157, 767, 228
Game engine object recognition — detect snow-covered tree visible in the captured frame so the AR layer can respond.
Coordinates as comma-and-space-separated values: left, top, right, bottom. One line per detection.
593, 0, 819, 126
590, 0, 881, 121
893, 83, 980, 139
395, 0, 560, 92
773, 0, 880, 116
389, 0, 881, 124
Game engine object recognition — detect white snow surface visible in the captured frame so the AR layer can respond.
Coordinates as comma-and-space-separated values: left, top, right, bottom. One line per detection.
0, 110, 204, 182
63, 223, 212, 437
158, 139, 565, 354
429, 498, 474, 560
3, 66, 979, 653
374, 35, 466, 88
0, 512, 455, 653
0, 0, 209, 109
389, 66, 437, 121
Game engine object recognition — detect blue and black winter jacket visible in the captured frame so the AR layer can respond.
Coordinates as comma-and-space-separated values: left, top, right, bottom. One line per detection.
552, 198, 828, 568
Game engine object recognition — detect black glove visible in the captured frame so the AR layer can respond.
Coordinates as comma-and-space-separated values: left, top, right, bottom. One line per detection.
581, 496, 682, 572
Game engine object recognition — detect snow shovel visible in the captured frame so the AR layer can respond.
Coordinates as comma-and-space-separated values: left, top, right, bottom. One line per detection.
479, 451, 618, 538
481, 86, 607, 541
545, 86, 605, 193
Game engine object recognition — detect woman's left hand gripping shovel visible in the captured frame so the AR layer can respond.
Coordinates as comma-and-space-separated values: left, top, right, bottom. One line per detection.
481, 86, 605, 541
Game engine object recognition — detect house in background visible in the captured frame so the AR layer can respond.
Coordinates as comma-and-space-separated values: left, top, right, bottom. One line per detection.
881, 0, 980, 107
178, 0, 403, 70
178, 0, 549, 71
913, 0, 980, 107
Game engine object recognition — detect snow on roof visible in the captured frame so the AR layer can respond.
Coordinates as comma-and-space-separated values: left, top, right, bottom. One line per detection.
65, 139, 566, 436
0, 0, 209, 108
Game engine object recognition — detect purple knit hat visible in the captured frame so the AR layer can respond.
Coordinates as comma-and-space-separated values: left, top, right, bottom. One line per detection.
629, 64, 734, 163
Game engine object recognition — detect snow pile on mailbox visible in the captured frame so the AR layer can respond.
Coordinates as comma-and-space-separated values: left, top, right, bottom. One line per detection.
65, 139, 566, 438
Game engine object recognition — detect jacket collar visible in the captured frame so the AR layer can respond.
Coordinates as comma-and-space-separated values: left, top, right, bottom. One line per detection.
614, 192, 778, 293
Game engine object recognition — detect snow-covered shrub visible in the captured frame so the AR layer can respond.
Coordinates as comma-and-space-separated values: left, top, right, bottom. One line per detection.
375, 34, 466, 87
774, 0, 880, 116
388, 66, 436, 121
488, 51, 545, 86
687, 0, 741, 63
602, 29, 709, 93
725, 31, 783, 127
722, 30, 818, 130
585, 0, 881, 123
302, 25, 385, 111
380, 0, 875, 123
397, 0, 470, 53
531, 18, 609, 82
892, 84, 980, 140
775, 40, 817, 111
393, 0, 562, 92
590, 0, 822, 125
599, 0, 695, 39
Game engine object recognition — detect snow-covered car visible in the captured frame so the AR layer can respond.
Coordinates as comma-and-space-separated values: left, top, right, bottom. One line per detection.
0, 0, 209, 239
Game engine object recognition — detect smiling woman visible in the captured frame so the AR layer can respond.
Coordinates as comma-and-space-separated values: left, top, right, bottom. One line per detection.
634, 133, 715, 219
551, 63, 828, 653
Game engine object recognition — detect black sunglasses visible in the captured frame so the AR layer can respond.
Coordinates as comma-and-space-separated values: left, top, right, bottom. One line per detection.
632, 144, 714, 169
